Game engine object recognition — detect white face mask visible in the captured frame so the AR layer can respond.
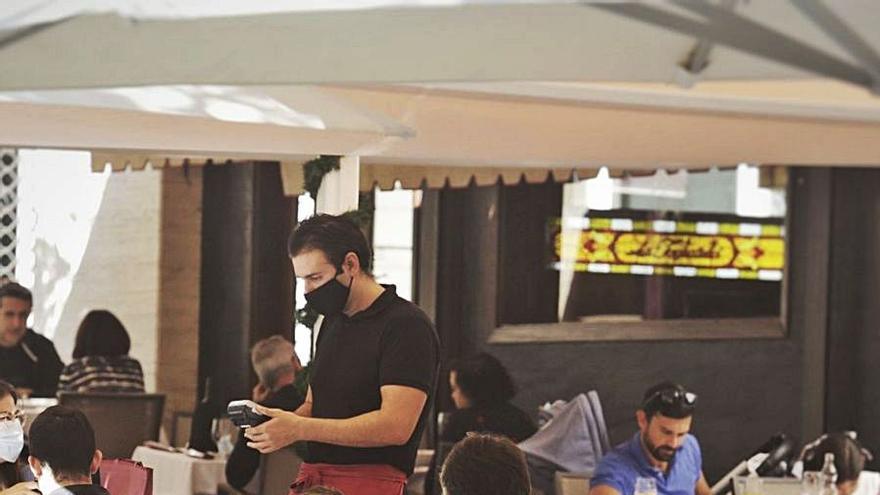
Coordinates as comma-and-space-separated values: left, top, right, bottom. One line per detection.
34, 463, 65, 495
0, 420, 23, 463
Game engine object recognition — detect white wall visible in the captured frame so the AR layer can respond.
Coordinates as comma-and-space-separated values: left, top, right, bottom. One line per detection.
16, 150, 162, 391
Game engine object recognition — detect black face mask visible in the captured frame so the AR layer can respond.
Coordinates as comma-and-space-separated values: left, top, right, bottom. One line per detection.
305, 272, 353, 316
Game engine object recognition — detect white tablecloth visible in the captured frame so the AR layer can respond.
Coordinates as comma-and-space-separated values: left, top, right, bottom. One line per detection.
132, 446, 227, 495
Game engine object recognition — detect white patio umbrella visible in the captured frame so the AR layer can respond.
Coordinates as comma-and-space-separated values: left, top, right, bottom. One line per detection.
0, 1, 877, 90
0, 0, 878, 194
0, 85, 414, 167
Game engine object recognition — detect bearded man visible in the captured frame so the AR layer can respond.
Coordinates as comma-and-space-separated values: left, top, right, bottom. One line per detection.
590, 382, 711, 495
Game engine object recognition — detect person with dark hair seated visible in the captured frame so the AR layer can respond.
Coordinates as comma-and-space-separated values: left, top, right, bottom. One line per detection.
58, 310, 144, 393
801, 432, 875, 495
27, 405, 108, 495
426, 353, 536, 494
590, 382, 711, 495
443, 353, 536, 444
0, 283, 64, 398
0, 381, 37, 495
440, 433, 531, 495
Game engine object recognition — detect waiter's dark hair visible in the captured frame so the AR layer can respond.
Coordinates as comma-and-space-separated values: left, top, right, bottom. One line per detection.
288, 214, 372, 275
0, 283, 32, 306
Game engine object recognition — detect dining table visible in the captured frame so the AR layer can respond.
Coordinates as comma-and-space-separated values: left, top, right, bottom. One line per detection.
132, 445, 228, 495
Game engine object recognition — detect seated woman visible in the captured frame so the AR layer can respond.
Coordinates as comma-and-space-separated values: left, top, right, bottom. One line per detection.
443, 353, 537, 444
426, 353, 537, 494
58, 310, 145, 393
0, 380, 37, 494
802, 432, 875, 495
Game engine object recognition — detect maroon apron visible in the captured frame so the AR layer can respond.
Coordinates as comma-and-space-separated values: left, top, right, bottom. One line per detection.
289, 462, 407, 495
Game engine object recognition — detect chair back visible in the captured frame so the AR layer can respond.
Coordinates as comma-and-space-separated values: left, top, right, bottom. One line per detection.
259, 446, 302, 495
554, 471, 591, 495
59, 392, 166, 459
521, 392, 609, 495
100, 458, 153, 495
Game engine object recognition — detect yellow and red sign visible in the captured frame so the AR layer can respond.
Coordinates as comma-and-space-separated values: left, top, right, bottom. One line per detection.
550, 217, 784, 281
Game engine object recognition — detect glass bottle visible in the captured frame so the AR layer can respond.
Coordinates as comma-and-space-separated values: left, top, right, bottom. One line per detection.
820, 453, 838, 495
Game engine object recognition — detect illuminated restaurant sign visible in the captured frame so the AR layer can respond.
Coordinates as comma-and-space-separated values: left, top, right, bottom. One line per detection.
550, 217, 784, 281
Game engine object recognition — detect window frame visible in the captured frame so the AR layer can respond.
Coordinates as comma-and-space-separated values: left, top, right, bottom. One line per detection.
489, 170, 791, 344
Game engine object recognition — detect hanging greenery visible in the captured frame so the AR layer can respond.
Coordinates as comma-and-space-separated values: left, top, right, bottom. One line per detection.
302, 155, 341, 200
344, 191, 375, 229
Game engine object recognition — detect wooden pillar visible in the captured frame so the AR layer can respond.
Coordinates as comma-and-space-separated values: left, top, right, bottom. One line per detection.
788, 167, 833, 443
825, 167, 880, 469
198, 162, 295, 407
157, 166, 203, 442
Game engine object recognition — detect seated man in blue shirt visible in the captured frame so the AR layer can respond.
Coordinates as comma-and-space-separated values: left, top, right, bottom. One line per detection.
590, 382, 711, 495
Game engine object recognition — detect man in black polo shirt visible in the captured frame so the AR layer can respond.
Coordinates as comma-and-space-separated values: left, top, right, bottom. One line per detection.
246, 214, 439, 495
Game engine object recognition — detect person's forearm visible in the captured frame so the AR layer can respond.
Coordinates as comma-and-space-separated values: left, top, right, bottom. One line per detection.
298, 409, 414, 448
696, 472, 712, 495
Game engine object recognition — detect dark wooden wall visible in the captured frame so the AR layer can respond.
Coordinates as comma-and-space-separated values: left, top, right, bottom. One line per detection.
198, 162, 295, 406
825, 168, 880, 470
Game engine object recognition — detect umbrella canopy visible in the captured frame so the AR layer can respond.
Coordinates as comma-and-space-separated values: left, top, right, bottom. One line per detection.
0, 85, 413, 162
0, 1, 877, 90
0, 1, 879, 177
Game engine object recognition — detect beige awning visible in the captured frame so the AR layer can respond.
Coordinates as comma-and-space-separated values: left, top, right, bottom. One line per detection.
91, 152, 309, 197
91, 153, 240, 172
359, 164, 591, 190
90, 152, 595, 195
93, 150, 761, 198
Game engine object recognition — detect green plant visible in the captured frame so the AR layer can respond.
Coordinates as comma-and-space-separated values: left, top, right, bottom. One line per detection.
302, 155, 340, 200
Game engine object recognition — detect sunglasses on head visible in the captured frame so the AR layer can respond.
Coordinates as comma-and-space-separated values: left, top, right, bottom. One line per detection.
643, 388, 698, 410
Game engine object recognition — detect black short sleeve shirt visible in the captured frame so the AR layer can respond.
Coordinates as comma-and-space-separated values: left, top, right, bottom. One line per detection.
306, 285, 439, 476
